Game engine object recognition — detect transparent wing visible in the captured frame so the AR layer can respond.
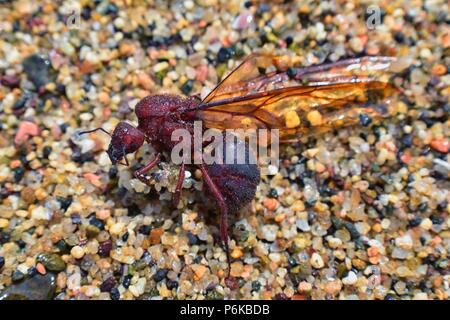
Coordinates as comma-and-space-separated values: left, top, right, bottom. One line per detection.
197, 53, 398, 142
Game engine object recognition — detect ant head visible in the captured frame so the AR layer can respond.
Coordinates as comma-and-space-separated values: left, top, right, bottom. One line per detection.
107, 122, 145, 165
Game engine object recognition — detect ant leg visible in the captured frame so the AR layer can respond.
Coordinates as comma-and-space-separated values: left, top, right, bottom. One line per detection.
173, 162, 185, 207
133, 153, 162, 184
199, 164, 231, 275
120, 154, 130, 167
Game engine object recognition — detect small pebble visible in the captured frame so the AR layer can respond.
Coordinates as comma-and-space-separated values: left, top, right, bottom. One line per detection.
71, 246, 85, 259
110, 287, 120, 300
306, 111, 323, 126
342, 271, 358, 285
285, 110, 301, 128
15, 121, 40, 145
420, 218, 433, 230
310, 253, 324, 269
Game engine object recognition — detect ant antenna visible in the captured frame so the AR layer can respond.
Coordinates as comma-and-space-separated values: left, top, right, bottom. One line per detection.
79, 128, 111, 136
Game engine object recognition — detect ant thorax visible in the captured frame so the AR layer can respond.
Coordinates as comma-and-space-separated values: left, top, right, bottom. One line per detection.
135, 94, 200, 118
134, 95, 200, 152
135, 95, 199, 151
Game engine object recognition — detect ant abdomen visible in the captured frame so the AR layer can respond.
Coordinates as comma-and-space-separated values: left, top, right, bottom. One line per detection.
204, 135, 260, 213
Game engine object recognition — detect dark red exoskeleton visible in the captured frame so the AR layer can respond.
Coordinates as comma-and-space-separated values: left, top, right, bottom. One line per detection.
81, 53, 399, 276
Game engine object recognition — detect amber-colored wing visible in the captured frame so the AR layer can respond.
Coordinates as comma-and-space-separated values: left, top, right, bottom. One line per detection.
196, 53, 399, 142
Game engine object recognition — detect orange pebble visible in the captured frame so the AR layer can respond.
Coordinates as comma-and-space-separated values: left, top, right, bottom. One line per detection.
98, 91, 110, 104
14, 121, 40, 144
432, 64, 447, 76
430, 139, 449, 153
119, 42, 135, 56
372, 223, 382, 233
60, 98, 71, 112
274, 213, 286, 223
263, 198, 278, 211
385, 141, 397, 152
36, 263, 46, 275
324, 15, 333, 24
191, 264, 207, 280
9, 159, 21, 169
149, 228, 164, 245
432, 236, 442, 245
358, 34, 368, 46
42, 3, 54, 13
369, 256, 380, 264
291, 294, 308, 300
367, 46, 380, 55
433, 277, 443, 288
443, 34, 450, 48
169, 58, 177, 67
83, 173, 102, 187
400, 151, 412, 164
367, 247, 379, 257
102, 107, 111, 119
96, 209, 110, 220
137, 72, 155, 91
79, 60, 96, 74
230, 247, 243, 259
